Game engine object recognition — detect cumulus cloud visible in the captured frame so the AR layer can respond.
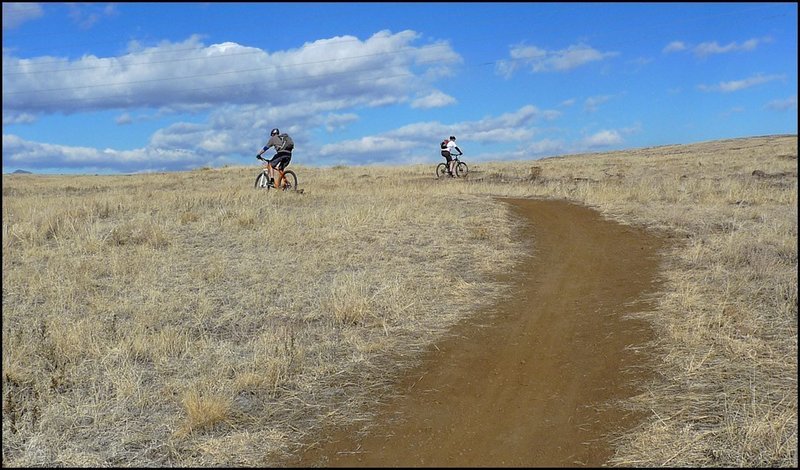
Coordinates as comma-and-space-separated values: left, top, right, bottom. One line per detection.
496, 42, 618, 78
4, 99, 572, 171
3, 99, 345, 172
2, 3, 43, 29
2, 133, 213, 173
2, 112, 37, 125
3, 30, 462, 119
698, 73, 785, 93
411, 90, 457, 109
582, 130, 623, 147
310, 104, 559, 165
324, 113, 359, 132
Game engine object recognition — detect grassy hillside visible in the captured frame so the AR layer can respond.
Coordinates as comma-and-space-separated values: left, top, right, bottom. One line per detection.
3, 134, 796, 467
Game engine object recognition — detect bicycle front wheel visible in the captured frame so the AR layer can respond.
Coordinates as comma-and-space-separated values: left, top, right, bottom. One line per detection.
435, 163, 449, 179
255, 171, 270, 189
281, 170, 298, 191
456, 161, 469, 178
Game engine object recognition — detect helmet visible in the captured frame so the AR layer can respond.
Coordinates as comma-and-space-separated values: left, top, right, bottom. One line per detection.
449, 135, 456, 140
270, 128, 280, 136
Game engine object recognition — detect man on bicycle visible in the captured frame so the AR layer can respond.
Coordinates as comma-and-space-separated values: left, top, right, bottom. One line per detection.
256, 128, 294, 187
441, 135, 462, 177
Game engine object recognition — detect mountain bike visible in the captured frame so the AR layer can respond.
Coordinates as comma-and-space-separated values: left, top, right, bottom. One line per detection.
254, 162, 298, 191
436, 153, 468, 178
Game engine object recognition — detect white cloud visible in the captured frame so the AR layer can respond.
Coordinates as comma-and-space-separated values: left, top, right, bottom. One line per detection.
116, 113, 133, 125
305, 104, 558, 165
664, 37, 772, 58
542, 44, 618, 72
540, 110, 562, 121
2, 133, 210, 173
2, 112, 37, 125
765, 95, 797, 112
496, 42, 618, 78
2, 3, 43, 29
3, 30, 462, 118
663, 41, 687, 53
582, 130, 623, 147
411, 90, 457, 109
66, 3, 118, 29
324, 113, 359, 132
698, 73, 785, 93
693, 37, 770, 58
584, 95, 612, 113
620, 122, 642, 136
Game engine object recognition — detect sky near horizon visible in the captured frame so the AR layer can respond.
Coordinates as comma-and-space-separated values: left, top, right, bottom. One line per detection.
2, 2, 797, 174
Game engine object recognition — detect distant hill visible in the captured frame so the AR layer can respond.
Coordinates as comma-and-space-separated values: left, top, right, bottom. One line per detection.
11, 169, 32, 174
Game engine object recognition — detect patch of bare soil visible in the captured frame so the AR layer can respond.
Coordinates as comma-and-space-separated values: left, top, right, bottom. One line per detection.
286, 198, 669, 467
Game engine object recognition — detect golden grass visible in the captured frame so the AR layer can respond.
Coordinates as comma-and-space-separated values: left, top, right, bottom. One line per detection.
3, 134, 797, 467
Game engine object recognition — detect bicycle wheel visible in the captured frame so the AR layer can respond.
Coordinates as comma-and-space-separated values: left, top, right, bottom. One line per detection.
456, 161, 469, 178
435, 163, 449, 179
254, 171, 270, 189
280, 170, 298, 191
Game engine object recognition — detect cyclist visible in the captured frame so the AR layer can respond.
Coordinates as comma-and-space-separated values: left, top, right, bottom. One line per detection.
441, 135, 462, 177
256, 128, 294, 187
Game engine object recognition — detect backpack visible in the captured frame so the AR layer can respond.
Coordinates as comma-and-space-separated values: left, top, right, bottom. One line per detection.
440, 139, 449, 150
278, 133, 294, 152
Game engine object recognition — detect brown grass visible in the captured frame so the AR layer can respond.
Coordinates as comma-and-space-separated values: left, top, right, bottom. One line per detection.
2, 134, 797, 467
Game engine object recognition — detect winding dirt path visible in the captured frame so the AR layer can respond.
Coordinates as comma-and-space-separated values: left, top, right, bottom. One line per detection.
288, 198, 668, 467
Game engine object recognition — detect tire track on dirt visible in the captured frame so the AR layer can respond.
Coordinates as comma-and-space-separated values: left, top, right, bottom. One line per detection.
287, 198, 669, 467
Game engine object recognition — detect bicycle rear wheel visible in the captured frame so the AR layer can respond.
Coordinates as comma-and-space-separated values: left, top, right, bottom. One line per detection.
435, 163, 449, 179
254, 171, 270, 189
280, 170, 298, 191
456, 161, 469, 178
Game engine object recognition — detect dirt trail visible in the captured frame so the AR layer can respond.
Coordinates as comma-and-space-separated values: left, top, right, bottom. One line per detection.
288, 198, 668, 467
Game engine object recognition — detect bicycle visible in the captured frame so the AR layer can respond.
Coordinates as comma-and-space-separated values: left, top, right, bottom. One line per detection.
436, 152, 468, 179
254, 161, 298, 191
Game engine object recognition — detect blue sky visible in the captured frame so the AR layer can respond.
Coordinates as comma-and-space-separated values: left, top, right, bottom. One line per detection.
2, 2, 797, 174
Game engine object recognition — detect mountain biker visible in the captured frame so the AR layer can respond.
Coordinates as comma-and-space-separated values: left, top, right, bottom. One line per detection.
441, 135, 462, 177
256, 128, 294, 187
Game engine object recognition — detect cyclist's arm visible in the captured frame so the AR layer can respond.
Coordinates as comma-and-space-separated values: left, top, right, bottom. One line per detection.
256, 143, 273, 160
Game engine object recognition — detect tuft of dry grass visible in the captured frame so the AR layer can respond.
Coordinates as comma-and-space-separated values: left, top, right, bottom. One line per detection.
3, 134, 796, 467
177, 390, 233, 438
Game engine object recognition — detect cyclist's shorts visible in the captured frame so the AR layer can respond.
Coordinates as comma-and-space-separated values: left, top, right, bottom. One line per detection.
441, 150, 452, 161
268, 151, 292, 170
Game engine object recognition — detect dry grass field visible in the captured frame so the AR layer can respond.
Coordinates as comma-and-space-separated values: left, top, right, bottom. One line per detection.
2, 134, 797, 467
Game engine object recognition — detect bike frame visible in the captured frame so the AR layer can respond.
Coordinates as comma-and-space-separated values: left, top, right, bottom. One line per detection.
447, 152, 463, 173
262, 161, 289, 190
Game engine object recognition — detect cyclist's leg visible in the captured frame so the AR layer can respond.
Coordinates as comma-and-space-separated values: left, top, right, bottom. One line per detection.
443, 151, 453, 175
267, 152, 288, 185
265, 155, 276, 184
274, 152, 291, 188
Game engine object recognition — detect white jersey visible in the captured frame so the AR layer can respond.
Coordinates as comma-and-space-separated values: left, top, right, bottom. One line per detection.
446, 140, 460, 155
